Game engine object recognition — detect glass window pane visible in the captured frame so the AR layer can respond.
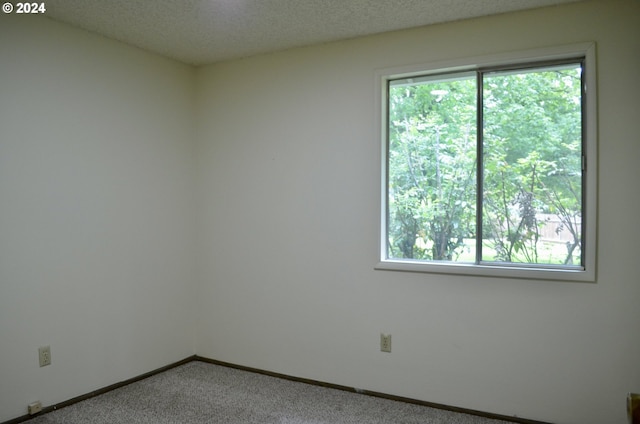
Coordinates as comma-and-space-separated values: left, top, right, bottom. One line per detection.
481, 64, 583, 266
387, 74, 477, 262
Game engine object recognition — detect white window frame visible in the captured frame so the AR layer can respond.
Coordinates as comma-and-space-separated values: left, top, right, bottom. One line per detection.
375, 43, 597, 282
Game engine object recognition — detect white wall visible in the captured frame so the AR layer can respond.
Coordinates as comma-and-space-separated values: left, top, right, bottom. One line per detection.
195, 1, 640, 424
0, 16, 197, 421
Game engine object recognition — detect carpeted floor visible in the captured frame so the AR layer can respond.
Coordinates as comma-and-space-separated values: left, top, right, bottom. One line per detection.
27, 361, 514, 424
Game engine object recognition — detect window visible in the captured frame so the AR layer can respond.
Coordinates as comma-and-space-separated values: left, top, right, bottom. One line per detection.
376, 44, 597, 281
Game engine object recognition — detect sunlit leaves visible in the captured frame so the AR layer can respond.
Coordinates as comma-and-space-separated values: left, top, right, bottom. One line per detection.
387, 63, 583, 266
388, 76, 476, 261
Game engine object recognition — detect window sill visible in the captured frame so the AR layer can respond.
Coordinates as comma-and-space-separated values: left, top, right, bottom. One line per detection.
375, 259, 595, 282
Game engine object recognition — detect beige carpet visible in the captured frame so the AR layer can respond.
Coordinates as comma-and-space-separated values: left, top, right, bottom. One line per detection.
27, 361, 518, 424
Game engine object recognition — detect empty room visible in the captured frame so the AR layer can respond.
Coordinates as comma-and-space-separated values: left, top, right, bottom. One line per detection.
1, 1, 639, 423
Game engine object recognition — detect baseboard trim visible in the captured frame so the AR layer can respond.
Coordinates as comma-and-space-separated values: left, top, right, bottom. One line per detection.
195, 355, 552, 424
2, 355, 197, 424
4, 355, 551, 424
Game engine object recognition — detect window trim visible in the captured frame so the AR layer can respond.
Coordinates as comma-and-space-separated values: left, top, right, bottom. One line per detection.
375, 43, 597, 282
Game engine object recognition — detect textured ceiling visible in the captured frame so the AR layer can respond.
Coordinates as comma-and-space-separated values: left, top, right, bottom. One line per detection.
44, 0, 583, 65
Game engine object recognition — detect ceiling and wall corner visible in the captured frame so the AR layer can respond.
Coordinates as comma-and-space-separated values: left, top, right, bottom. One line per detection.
44, 0, 585, 65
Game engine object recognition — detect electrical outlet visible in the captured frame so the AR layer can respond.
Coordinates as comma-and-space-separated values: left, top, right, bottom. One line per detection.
380, 333, 391, 353
38, 346, 51, 367
28, 401, 42, 415
629, 393, 640, 424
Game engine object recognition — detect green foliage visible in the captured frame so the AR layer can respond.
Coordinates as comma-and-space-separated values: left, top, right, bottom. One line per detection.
388, 76, 477, 261
387, 64, 583, 266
